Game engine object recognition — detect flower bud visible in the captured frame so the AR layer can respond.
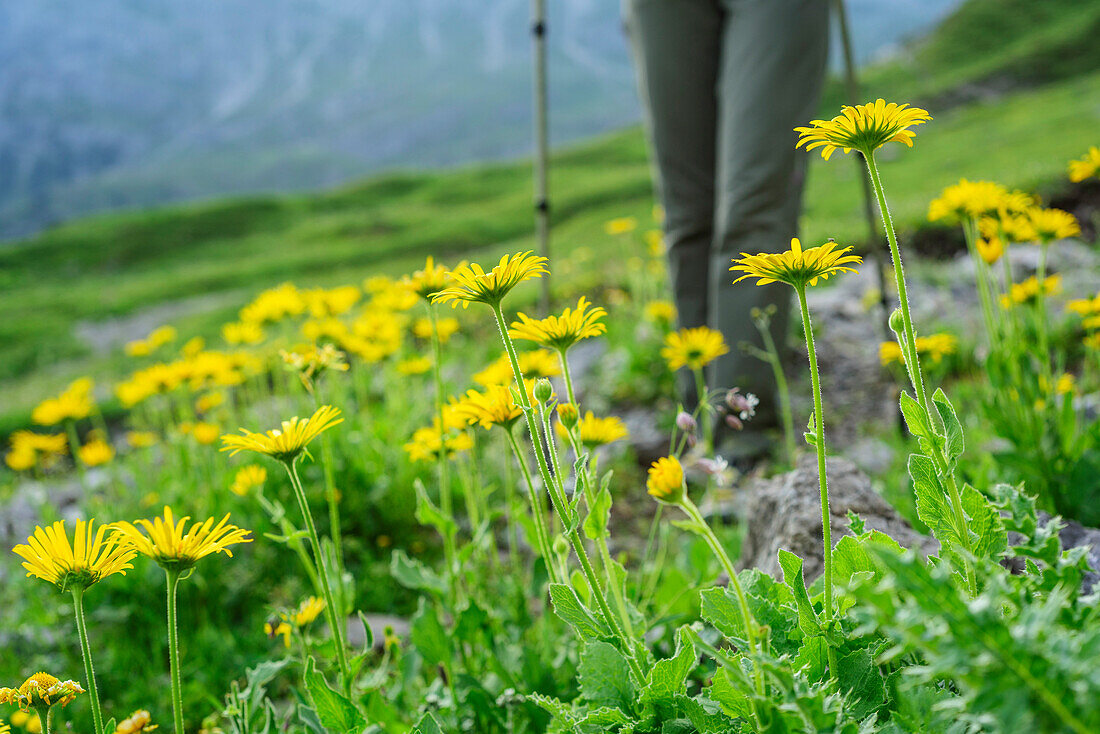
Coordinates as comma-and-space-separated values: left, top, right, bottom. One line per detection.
675, 411, 697, 433
533, 378, 554, 404
556, 403, 579, 429
725, 414, 744, 431
888, 307, 905, 335
552, 535, 569, 556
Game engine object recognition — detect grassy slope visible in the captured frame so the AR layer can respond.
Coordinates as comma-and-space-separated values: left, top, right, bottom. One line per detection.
2, 0, 1099, 428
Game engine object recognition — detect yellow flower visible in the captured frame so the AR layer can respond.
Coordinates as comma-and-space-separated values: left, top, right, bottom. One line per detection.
647, 456, 685, 503
13, 519, 136, 590
451, 386, 524, 430
5, 447, 35, 472
662, 326, 729, 371
125, 340, 153, 357
644, 300, 676, 325
1025, 207, 1080, 244
402, 427, 474, 463
975, 237, 1004, 265
1085, 332, 1100, 350
795, 99, 931, 160
230, 465, 267, 496
78, 439, 114, 467
221, 405, 344, 463
879, 341, 904, 367
126, 431, 158, 449
6, 432, 67, 471
1068, 146, 1100, 182
1001, 275, 1062, 307
1055, 373, 1076, 396
265, 620, 292, 648
473, 350, 561, 387
431, 251, 548, 308
1066, 293, 1100, 317
191, 422, 220, 445
412, 316, 459, 343
286, 596, 325, 627
303, 285, 361, 318
222, 321, 265, 345
32, 380, 94, 426
928, 179, 1010, 223
509, 297, 607, 351
113, 710, 154, 734
195, 391, 224, 414
880, 333, 957, 367
557, 411, 629, 449
396, 357, 432, 375
0, 719, 8, 734
731, 237, 862, 290
0, 674, 84, 712
403, 256, 451, 301
644, 230, 665, 257
604, 217, 638, 236
239, 283, 305, 324
113, 507, 252, 570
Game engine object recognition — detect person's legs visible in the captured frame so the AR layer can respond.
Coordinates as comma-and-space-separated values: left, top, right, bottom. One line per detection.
623, 0, 723, 406
711, 0, 829, 451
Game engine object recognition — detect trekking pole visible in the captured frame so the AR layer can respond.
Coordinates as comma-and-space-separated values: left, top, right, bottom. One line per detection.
532, 0, 551, 315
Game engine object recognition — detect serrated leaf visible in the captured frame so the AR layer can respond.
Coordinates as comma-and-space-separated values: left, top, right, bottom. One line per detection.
909, 453, 957, 545
700, 587, 749, 646
706, 667, 754, 720
412, 711, 444, 734
836, 648, 887, 720
644, 626, 697, 701
302, 657, 365, 734
579, 640, 635, 711
961, 484, 1007, 561
549, 582, 610, 639
778, 549, 821, 637
390, 549, 447, 596
579, 707, 632, 727
932, 389, 965, 463
833, 530, 905, 587
899, 391, 931, 440
583, 485, 613, 540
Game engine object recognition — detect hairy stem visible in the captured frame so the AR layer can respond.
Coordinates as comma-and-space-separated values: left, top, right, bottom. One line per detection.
165, 569, 185, 734
71, 586, 104, 734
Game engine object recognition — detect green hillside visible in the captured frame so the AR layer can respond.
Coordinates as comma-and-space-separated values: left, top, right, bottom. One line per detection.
3, 0, 1099, 429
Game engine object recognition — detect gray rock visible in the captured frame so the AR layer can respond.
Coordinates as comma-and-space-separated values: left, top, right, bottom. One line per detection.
737, 453, 938, 582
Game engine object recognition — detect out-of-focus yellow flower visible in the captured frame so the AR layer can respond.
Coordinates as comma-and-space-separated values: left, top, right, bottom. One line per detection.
928, 179, 1015, 223
510, 297, 607, 352
412, 316, 459, 343
282, 343, 349, 392
645, 300, 676, 325
221, 406, 343, 463
403, 256, 452, 301
1025, 207, 1080, 244
5, 447, 35, 472
403, 426, 474, 463
239, 283, 305, 325
126, 431, 158, 449
303, 285, 361, 318
191, 422, 220, 445
879, 332, 957, 367
222, 321, 265, 346
796, 99, 930, 160
662, 326, 728, 371
12, 519, 136, 590
32, 380, 94, 426
473, 350, 560, 387
195, 391, 224, 414
604, 217, 638, 236
230, 465, 267, 496
975, 237, 1004, 265
1085, 332, 1100, 350
1068, 146, 1100, 182
396, 357, 432, 375
265, 620, 292, 648
125, 340, 153, 357
1000, 274, 1062, 308
1055, 373, 1076, 396
644, 229, 664, 257
1066, 293, 1100, 317
731, 238, 861, 290
113, 710, 154, 734
5, 432, 67, 471
432, 252, 548, 308
181, 337, 206, 358
287, 596, 325, 627
113, 507, 252, 570
646, 456, 684, 503
78, 439, 114, 467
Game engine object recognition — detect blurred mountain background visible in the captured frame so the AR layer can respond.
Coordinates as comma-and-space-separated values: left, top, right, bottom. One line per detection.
0, 0, 962, 240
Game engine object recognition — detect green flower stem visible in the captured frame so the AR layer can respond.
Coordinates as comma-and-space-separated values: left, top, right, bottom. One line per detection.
32, 705, 53, 734
557, 348, 578, 407
692, 368, 712, 453
312, 383, 345, 575
65, 420, 85, 479
504, 428, 561, 584
165, 569, 185, 734
1034, 243, 1053, 377
284, 461, 351, 683
795, 287, 840, 680
678, 497, 765, 695
492, 303, 645, 681
756, 318, 796, 467
256, 492, 322, 594
426, 303, 459, 578
962, 218, 999, 345
865, 152, 978, 598
499, 434, 525, 580
71, 586, 104, 734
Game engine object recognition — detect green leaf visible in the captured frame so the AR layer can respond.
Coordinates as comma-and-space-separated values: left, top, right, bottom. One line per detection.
578, 640, 636, 711
793, 636, 829, 682
409, 598, 451, 666
412, 711, 444, 734
583, 484, 613, 540
644, 626, 697, 701
414, 480, 457, 539
778, 549, 821, 637
961, 484, 1007, 561
699, 587, 749, 646
932, 389, 965, 463
836, 648, 887, 720
390, 549, 447, 596
302, 657, 365, 734
706, 667, 754, 721
804, 411, 819, 447
833, 530, 905, 588
909, 453, 956, 544
549, 583, 611, 639
899, 391, 931, 440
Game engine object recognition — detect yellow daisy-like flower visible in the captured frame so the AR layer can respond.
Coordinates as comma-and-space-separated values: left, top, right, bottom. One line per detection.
402, 426, 474, 463
1066, 293, 1100, 317
396, 356, 432, 375
731, 238, 862, 290
1025, 207, 1080, 244
431, 251, 548, 308
644, 300, 676, 325
412, 316, 459, 343
509, 297, 607, 351
286, 596, 326, 627
795, 99, 931, 160
403, 256, 452, 301
191, 422, 220, 446
264, 619, 292, 648
1001, 274, 1062, 308
879, 333, 957, 367
646, 456, 685, 503
0, 674, 84, 712
77, 439, 114, 467
230, 465, 267, 496
113, 710, 155, 734
32, 380, 94, 426
13, 519, 136, 590
661, 326, 729, 372
222, 321, 265, 346
975, 237, 1004, 265
604, 217, 638, 236
1068, 146, 1100, 183
451, 385, 524, 430
1055, 373, 1076, 396
221, 405, 344, 463
556, 410, 629, 449
927, 179, 1010, 223
113, 506, 252, 570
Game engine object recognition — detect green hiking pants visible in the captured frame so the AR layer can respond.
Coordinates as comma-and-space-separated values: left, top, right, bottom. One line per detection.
624, 0, 829, 443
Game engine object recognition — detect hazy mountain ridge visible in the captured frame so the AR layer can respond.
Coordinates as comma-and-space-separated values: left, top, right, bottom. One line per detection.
0, 0, 960, 240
